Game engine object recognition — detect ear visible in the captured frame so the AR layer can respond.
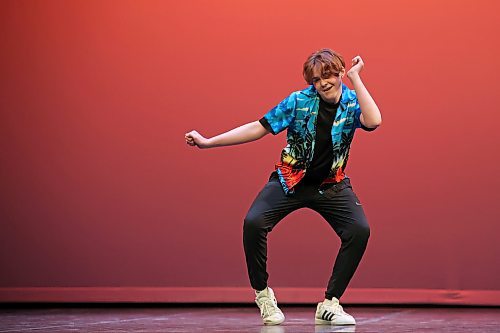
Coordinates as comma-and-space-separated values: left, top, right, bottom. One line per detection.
340, 68, 346, 78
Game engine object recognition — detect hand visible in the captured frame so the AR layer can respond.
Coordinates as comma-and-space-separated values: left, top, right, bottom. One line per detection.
185, 130, 211, 149
347, 55, 364, 78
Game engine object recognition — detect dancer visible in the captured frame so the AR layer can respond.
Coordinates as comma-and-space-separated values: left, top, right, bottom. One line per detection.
185, 49, 382, 326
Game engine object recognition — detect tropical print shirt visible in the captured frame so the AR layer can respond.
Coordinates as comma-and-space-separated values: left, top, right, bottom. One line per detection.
261, 83, 375, 195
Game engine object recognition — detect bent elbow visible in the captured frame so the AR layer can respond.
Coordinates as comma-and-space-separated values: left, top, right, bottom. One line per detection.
369, 115, 382, 128
364, 119, 382, 129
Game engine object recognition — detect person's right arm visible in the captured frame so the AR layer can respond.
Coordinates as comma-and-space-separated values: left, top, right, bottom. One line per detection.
185, 120, 270, 149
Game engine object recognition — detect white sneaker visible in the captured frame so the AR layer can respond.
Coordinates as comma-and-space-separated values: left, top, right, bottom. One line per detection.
315, 298, 356, 325
255, 287, 285, 325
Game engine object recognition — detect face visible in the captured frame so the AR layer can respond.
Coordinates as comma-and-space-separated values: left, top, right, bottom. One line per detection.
311, 65, 345, 104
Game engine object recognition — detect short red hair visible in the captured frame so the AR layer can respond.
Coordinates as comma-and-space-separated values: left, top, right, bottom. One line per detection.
303, 48, 345, 85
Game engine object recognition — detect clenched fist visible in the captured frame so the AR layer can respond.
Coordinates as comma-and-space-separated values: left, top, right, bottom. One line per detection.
347, 55, 364, 78
185, 130, 211, 149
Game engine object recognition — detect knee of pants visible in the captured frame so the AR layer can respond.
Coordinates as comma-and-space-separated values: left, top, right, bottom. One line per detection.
343, 222, 370, 244
243, 213, 268, 236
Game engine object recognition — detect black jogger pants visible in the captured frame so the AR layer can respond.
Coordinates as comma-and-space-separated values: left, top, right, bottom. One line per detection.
243, 172, 370, 300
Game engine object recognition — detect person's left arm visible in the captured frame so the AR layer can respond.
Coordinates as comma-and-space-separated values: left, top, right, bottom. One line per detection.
347, 56, 382, 129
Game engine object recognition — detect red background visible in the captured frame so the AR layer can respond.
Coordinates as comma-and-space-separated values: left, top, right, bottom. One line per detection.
1, 0, 500, 304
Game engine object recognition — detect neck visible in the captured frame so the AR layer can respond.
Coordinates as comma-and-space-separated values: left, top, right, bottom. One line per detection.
321, 94, 341, 105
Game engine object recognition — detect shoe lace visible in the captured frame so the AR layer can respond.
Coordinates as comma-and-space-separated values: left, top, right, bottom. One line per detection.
259, 296, 279, 318
324, 301, 347, 315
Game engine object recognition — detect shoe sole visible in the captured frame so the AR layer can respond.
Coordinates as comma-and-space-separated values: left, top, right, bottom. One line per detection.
315, 318, 356, 325
264, 316, 285, 325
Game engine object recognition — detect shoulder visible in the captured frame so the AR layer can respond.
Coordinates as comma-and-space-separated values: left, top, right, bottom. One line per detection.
340, 84, 360, 112
297, 85, 317, 98
284, 86, 317, 105
341, 84, 357, 102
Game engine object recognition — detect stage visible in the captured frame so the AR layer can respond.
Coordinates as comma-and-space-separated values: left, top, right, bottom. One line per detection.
1, 305, 499, 332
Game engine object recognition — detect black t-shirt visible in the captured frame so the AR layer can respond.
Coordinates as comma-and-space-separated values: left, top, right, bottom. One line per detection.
259, 97, 340, 185
301, 97, 339, 184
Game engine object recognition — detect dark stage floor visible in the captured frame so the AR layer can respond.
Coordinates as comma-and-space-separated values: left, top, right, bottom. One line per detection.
0, 306, 499, 332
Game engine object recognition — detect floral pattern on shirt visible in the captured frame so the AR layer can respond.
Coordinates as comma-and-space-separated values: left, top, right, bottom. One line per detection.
263, 84, 373, 195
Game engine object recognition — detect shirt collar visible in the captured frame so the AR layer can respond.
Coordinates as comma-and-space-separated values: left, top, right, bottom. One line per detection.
300, 84, 354, 106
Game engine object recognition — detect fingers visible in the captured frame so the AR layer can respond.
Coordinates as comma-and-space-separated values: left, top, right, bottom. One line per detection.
185, 131, 196, 146
185, 131, 196, 140
351, 55, 363, 66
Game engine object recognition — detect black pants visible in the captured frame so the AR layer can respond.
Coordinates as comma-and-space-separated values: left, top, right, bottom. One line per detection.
243, 173, 370, 300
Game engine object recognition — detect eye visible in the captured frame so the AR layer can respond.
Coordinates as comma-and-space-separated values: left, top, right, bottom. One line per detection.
322, 71, 333, 79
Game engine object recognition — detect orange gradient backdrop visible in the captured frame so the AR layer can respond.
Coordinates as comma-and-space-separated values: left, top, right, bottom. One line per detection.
1, 0, 500, 304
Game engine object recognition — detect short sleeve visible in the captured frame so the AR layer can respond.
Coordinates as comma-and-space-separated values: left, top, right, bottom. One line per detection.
261, 94, 296, 135
259, 117, 274, 134
353, 100, 377, 132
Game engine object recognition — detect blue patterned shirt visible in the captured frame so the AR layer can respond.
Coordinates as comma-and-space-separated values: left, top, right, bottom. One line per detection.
260, 83, 376, 195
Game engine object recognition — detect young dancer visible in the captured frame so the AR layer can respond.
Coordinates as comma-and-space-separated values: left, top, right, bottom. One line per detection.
185, 49, 382, 326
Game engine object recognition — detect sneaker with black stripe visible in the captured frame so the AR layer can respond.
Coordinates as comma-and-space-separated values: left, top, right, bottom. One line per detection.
315, 298, 356, 325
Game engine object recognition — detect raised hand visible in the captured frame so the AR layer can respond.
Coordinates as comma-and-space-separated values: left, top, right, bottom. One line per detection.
347, 55, 364, 78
